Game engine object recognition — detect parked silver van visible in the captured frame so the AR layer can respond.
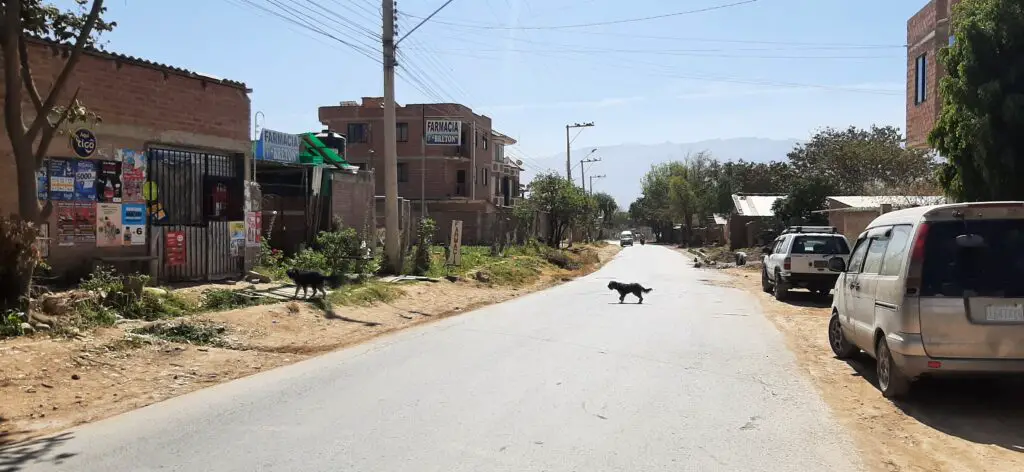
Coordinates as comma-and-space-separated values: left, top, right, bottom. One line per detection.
826, 202, 1024, 398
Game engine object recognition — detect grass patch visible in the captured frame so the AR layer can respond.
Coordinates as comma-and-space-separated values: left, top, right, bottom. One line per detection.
474, 256, 545, 286
327, 282, 404, 306
200, 288, 274, 311
129, 320, 230, 347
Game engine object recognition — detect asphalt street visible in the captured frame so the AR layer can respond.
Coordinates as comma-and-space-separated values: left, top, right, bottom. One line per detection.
14, 244, 862, 471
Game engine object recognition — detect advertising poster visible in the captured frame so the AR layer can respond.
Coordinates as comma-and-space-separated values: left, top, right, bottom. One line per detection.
245, 212, 262, 247
73, 159, 97, 201
96, 160, 123, 203
48, 158, 75, 201
36, 167, 48, 201
122, 203, 146, 246
56, 203, 76, 246
166, 231, 186, 266
447, 220, 463, 266
74, 203, 96, 244
96, 203, 122, 247
229, 221, 245, 257
117, 149, 147, 203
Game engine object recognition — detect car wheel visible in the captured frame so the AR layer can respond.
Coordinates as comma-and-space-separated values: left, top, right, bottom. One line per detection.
761, 268, 772, 293
828, 312, 858, 359
773, 270, 788, 301
876, 336, 911, 399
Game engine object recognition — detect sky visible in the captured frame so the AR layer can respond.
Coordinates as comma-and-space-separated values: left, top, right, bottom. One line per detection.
58, 0, 924, 175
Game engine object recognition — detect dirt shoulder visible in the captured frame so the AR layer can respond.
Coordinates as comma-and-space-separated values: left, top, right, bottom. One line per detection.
692, 251, 1024, 472
0, 244, 621, 444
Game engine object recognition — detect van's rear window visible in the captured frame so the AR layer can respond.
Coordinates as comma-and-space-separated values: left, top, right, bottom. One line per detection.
921, 219, 1024, 297
791, 236, 849, 255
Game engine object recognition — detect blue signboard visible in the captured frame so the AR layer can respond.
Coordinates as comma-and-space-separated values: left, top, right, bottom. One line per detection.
255, 129, 300, 164
70, 128, 97, 158
74, 159, 97, 201
48, 158, 75, 201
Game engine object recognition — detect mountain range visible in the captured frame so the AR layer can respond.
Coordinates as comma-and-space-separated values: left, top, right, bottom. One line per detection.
519, 138, 801, 208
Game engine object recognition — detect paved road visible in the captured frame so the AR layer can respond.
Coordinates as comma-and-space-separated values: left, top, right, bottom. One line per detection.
14, 245, 861, 471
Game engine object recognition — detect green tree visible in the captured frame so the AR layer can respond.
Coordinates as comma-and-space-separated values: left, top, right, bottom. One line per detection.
592, 192, 618, 226
788, 125, 938, 195
771, 177, 834, 227
710, 160, 794, 214
522, 173, 595, 247
0, 1, 115, 313
929, 0, 1024, 201
668, 175, 696, 241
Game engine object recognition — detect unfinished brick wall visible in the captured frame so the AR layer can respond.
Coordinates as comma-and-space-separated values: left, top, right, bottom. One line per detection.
906, 0, 961, 148
0, 39, 251, 278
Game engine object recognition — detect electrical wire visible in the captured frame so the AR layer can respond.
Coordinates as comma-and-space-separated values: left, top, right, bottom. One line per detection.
406, 0, 759, 30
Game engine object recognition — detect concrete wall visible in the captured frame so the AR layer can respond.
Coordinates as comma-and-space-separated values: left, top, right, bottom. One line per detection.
829, 210, 883, 243
0, 39, 251, 279
330, 170, 376, 240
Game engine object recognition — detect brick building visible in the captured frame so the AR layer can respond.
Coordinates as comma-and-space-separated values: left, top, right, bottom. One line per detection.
319, 98, 522, 245
906, 0, 960, 148
0, 38, 252, 282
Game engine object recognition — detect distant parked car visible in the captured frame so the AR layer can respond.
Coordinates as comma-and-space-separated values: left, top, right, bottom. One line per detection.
619, 230, 634, 247
826, 202, 1024, 399
761, 226, 851, 300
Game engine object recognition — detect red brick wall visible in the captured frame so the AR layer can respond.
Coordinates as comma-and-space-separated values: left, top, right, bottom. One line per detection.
319, 100, 495, 201
0, 39, 251, 277
330, 170, 375, 238
906, 0, 960, 148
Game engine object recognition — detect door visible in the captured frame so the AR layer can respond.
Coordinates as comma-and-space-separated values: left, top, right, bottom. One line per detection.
849, 227, 891, 348
918, 218, 1024, 359
840, 234, 871, 345
765, 237, 784, 278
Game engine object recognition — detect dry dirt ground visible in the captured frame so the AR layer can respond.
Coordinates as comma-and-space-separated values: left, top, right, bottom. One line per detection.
689, 251, 1024, 472
0, 244, 621, 446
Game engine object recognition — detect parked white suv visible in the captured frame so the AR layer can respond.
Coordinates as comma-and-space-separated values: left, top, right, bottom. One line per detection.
761, 226, 851, 300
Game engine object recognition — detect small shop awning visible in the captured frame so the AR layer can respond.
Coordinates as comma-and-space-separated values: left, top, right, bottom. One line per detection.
299, 132, 358, 172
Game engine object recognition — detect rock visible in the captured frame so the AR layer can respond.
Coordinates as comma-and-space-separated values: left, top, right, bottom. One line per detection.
71, 374, 81, 380
40, 383, 53, 389
114, 318, 132, 325
41, 296, 69, 316
247, 270, 272, 283
25, 387, 37, 393
20, 322, 34, 334
143, 287, 168, 297
33, 322, 51, 331
66, 327, 81, 336
473, 271, 491, 283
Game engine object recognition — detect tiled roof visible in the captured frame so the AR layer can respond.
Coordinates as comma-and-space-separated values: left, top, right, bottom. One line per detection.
29, 36, 248, 90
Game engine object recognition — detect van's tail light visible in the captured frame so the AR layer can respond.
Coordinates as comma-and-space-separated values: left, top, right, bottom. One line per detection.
783, 257, 791, 271
905, 222, 930, 295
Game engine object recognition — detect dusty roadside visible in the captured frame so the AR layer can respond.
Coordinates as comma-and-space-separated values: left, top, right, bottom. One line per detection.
686, 247, 1024, 472
0, 244, 621, 444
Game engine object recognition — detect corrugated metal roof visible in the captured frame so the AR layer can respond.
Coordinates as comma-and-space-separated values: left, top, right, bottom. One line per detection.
713, 213, 728, 225
29, 37, 248, 90
731, 194, 784, 217
826, 195, 947, 209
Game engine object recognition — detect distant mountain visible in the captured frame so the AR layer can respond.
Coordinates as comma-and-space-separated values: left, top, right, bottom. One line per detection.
521, 138, 801, 209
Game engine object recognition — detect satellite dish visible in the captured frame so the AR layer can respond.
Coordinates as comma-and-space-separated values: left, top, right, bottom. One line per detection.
516, 159, 523, 165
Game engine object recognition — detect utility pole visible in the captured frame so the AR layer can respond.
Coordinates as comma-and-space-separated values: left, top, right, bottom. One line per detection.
580, 154, 600, 193
589, 174, 605, 195
564, 122, 594, 184
382, 0, 400, 273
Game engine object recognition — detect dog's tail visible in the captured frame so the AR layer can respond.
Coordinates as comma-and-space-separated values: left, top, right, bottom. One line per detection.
327, 274, 345, 288
642, 287, 653, 293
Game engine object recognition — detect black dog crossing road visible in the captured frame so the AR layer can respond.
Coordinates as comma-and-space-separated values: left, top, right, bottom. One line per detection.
22, 245, 861, 471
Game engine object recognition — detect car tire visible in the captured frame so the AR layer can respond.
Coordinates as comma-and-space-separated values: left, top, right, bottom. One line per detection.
828, 312, 858, 359
773, 270, 788, 301
876, 336, 911, 399
761, 268, 772, 293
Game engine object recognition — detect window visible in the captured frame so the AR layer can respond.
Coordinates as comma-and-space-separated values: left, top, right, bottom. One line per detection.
920, 219, 1024, 297
880, 225, 913, 276
455, 169, 466, 196
791, 236, 850, 255
347, 123, 368, 143
397, 163, 409, 183
915, 53, 927, 105
396, 123, 409, 142
847, 237, 870, 273
862, 236, 891, 274
482, 134, 489, 150
481, 167, 489, 187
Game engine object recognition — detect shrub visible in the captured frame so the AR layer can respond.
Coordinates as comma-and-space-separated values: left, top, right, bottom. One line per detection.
288, 248, 329, 274
200, 289, 273, 311
1, 311, 25, 337
315, 224, 368, 275
131, 320, 229, 347
412, 218, 436, 276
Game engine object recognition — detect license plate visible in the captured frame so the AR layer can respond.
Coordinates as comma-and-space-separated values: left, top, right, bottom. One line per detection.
813, 260, 828, 268
985, 305, 1024, 322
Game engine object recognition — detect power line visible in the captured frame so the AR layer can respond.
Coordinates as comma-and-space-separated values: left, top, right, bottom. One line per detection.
397, 0, 459, 44
231, 0, 381, 61
406, 0, 759, 30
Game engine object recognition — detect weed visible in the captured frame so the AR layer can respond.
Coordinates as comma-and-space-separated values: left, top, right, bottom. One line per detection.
1, 311, 25, 338
200, 289, 273, 311
412, 218, 437, 275
130, 320, 230, 347
327, 282, 404, 306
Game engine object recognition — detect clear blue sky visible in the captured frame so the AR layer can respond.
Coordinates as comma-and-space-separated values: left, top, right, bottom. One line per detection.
63, 0, 923, 171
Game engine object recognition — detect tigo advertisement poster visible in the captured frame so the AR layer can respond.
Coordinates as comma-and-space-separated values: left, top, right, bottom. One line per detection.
56, 203, 76, 246
96, 160, 123, 203
73, 159, 97, 201
96, 203, 122, 247
118, 149, 147, 203
122, 203, 147, 246
73, 203, 96, 244
48, 158, 75, 201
